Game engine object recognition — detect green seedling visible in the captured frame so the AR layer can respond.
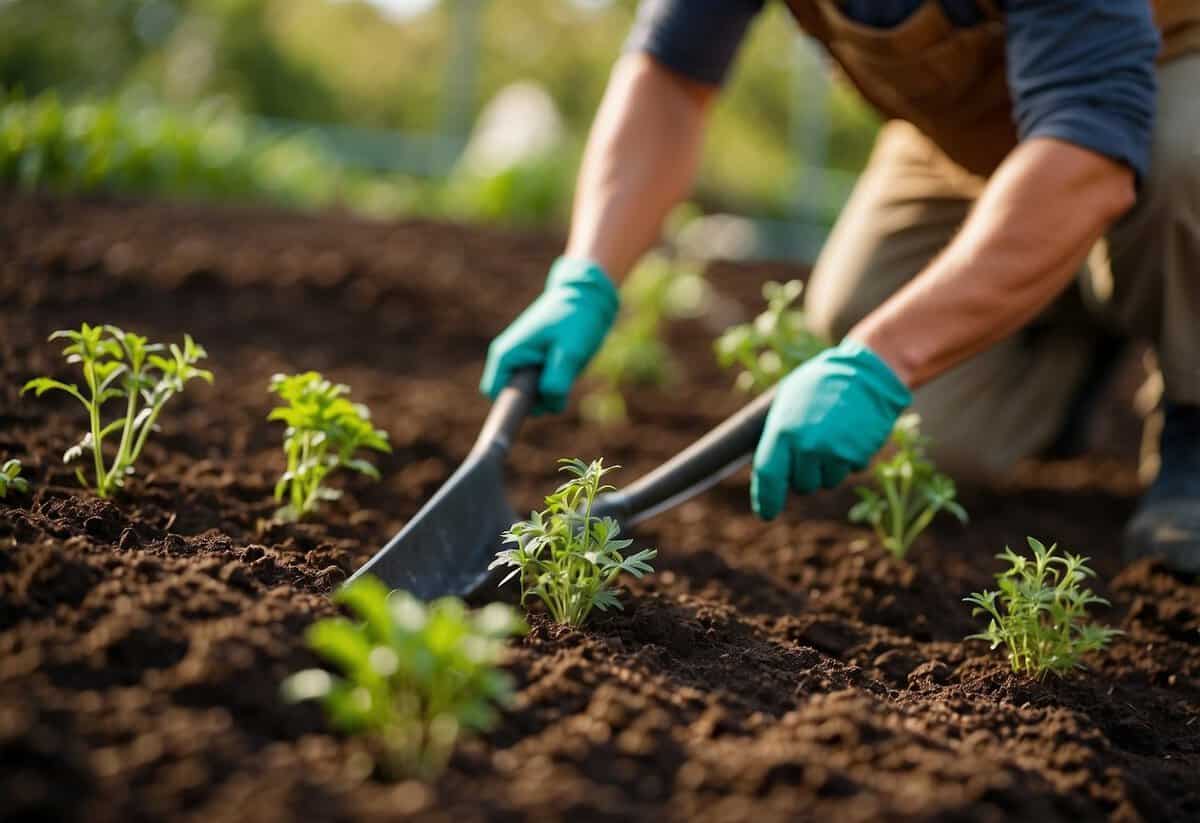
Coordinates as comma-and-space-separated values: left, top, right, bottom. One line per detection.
491, 458, 656, 626
965, 537, 1121, 679
268, 372, 391, 521
23, 324, 212, 498
0, 459, 30, 499
282, 575, 525, 780
582, 252, 708, 424
849, 413, 967, 559
715, 279, 827, 394
582, 318, 672, 425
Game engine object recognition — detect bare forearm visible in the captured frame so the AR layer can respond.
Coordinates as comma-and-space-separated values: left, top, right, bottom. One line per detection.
565, 54, 714, 281
849, 138, 1136, 389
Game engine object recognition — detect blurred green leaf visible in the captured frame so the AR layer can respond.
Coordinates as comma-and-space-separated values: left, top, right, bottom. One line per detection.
283, 575, 525, 780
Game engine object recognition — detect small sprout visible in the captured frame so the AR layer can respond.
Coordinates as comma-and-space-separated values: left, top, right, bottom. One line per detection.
715, 279, 827, 394
491, 458, 656, 626
965, 537, 1121, 679
848, 413, 967, 559
0, 459, 30, 499
23, 324, 212, 497
582, 253, 707, 425
282, 575, 525, 780
268, 372, 391, 521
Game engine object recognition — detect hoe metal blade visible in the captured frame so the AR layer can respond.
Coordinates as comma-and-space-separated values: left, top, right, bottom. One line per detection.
345, 370, 536, 600
348, 367, 777, 602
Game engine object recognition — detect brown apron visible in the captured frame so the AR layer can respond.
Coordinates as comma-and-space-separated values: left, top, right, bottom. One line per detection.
783, 0, 1200, 176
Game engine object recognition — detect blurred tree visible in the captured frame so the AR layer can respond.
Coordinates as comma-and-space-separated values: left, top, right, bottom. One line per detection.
173, 0, 344, 120
0, 0, 149, 94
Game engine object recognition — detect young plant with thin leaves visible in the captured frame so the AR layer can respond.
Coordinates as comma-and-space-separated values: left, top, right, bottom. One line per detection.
282, 575, 525, 780
582, 252, 708, 424
715, 280, 828, 394
491, 458, 656, 626
0, 459, 30, 499
849, 413, 967, 559
268, 372, 391, 521
965, 537, 1121, 679
23, 324, 212, 497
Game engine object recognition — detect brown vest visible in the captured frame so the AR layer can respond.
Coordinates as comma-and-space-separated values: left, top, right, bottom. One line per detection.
783, 0, 1200, 176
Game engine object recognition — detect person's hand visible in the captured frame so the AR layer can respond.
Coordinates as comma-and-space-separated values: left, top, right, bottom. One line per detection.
480, 257, 619, 414
751, 339, 911, 520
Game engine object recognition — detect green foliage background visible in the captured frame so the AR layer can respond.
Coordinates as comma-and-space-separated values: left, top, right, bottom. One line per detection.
0, 0, 879, 220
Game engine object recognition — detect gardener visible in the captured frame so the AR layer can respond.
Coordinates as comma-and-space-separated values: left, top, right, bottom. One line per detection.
480, 0, 1200, 573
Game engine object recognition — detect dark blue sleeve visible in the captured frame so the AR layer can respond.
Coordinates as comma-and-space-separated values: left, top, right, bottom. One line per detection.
1005, 0, 1160, 182
624, 0, 765, 86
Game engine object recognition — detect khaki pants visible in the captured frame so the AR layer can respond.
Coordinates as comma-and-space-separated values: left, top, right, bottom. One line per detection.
804, 53, 1200, 479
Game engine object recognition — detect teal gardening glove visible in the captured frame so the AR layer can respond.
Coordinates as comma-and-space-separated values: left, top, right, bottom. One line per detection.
752, 339, 912, 520
480, 257, 619, 414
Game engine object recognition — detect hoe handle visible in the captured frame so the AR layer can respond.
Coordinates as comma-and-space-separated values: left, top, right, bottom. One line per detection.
473, 368, 539, 457
595, 386, 778, 526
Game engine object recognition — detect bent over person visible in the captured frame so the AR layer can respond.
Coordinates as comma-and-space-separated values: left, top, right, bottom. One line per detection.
480, 1, 1200, 572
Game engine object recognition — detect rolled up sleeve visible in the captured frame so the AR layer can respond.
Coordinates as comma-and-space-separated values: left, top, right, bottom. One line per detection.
624, 0, 765, 86
1006, 0, 1160, 182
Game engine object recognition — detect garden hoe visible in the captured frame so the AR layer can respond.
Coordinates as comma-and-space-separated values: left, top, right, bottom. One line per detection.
347, 368, 777, 600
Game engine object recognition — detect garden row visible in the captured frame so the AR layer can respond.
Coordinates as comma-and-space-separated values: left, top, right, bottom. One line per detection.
0, 89, 569, 225
10, 286, 1122, 783
2, 195, 1195, 822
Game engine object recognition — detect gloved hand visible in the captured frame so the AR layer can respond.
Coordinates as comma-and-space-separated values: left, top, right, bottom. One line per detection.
480, 257, 619, 414
751, 338, 911, 520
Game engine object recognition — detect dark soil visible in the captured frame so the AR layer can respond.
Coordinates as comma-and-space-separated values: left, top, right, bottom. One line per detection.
1, 194, 1197, 823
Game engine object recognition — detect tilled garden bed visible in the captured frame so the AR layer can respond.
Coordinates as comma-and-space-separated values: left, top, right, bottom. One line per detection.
1, 194, 1197, 822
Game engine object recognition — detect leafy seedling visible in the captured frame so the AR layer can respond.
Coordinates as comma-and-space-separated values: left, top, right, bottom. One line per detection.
965, 537, 1121, 679
715, 279, 828, 394
849, 413, 967, 559
491, 458, 656, 626
23, 324, 212, 497
282, 575, 525, 780
268, 372, 391, 521
0, 459, 30, 499
583, 252, 708, 424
